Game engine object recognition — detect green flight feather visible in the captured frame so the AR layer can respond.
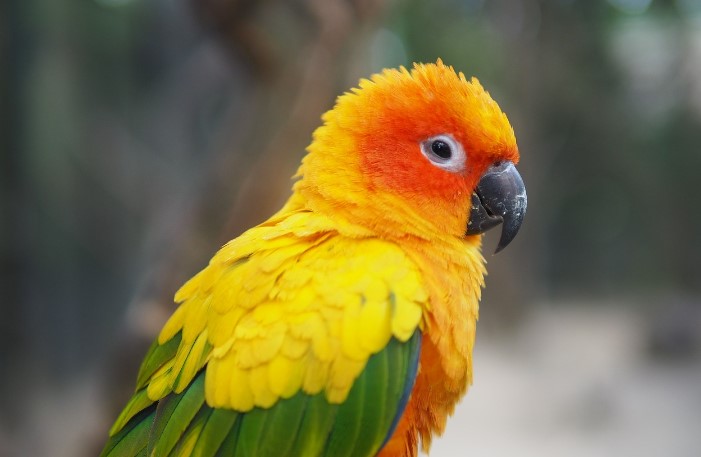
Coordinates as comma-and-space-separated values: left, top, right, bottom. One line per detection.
136, 332, 182, 391
102, 331, 421, 457
108, 333, 183, 438
234, 403, 268, 456
191, 408, 239, 457
383, 329, 411, 433
101, 406, 155, 457
287, 392, 339, 457
256, 391, 309, 456
213, 412, 243, 457
348, 339, 391, 455
323, 366, 367, 457
110, 388, 154, 436
148, 372, 206, 457
320, 333, 407, 457
167, 406, 212, 456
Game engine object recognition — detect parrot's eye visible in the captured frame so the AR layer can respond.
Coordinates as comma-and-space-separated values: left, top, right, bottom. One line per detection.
431, 140, 452, 159
420, 134, 466, 173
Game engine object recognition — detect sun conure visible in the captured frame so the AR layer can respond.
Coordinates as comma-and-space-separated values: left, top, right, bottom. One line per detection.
101, 60, 526, 457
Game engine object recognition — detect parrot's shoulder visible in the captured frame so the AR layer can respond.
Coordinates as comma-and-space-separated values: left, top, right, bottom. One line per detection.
131, 209, 428, 418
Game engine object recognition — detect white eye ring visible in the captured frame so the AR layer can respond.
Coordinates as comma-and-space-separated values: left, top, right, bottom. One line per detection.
420, 134, 466, 173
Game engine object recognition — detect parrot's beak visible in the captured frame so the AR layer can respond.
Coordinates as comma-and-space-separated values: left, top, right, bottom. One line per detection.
466, 161, 527, 253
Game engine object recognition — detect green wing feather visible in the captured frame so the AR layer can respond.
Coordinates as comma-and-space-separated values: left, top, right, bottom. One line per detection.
102, 330, 421, 457
286, 391, 338, 456
137, 333, 182, 390
107, 333, 182, 439
101, 406, 156, 457
148, 372, 206, 456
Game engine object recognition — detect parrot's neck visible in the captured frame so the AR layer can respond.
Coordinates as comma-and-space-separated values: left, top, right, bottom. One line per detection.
284, 178, 466, 245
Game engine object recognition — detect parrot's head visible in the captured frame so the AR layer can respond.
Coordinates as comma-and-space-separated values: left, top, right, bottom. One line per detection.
297, 60, 526, 252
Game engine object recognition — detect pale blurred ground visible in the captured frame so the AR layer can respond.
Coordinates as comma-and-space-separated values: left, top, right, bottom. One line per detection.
428, 304, 701, 457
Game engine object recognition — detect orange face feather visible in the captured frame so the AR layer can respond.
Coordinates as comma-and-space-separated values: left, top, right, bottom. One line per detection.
297, 60, 519, 239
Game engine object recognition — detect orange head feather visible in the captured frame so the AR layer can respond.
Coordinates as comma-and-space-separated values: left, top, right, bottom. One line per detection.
295, 60, 519, 239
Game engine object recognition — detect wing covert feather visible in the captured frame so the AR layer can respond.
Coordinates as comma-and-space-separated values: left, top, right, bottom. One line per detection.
151, 220, 426, 412
105, 212, 428, 456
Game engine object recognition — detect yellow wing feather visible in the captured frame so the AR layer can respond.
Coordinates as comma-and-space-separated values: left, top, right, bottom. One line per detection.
146, 209, 427, 412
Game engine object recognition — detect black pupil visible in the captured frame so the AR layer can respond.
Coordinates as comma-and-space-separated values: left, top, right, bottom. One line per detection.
431, 140, 452, 159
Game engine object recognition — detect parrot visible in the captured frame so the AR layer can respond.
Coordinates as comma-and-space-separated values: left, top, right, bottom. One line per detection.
101, 60, 526, 457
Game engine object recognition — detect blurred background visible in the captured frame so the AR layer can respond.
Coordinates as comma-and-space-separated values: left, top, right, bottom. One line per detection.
2, 0, 701, 455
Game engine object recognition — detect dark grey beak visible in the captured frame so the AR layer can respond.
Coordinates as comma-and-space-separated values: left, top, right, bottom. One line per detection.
466, 161, 527, 253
